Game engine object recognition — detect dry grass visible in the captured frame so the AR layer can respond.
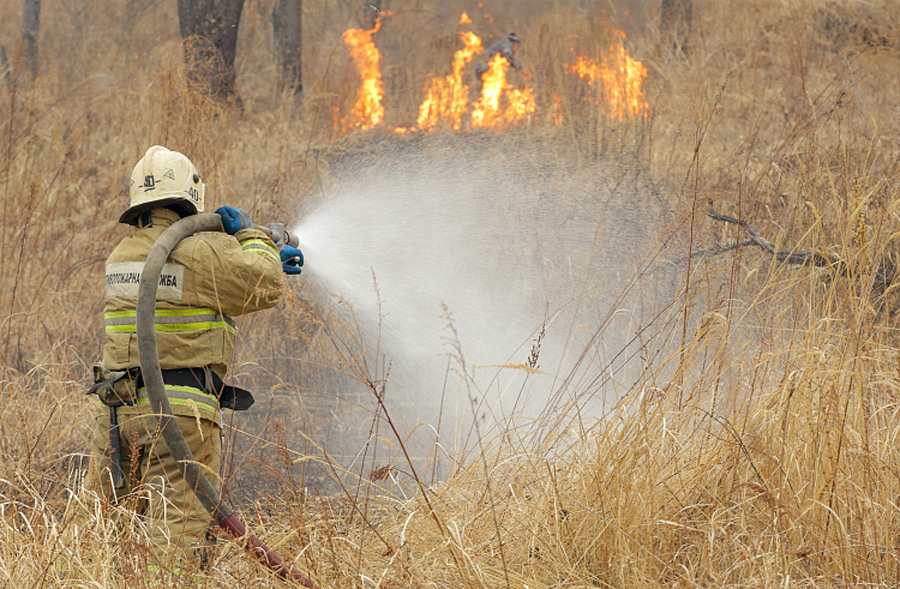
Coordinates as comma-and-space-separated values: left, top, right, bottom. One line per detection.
3, 0, 900, 586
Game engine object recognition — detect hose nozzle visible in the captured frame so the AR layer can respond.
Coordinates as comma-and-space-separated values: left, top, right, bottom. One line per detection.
260, 222, 300, 250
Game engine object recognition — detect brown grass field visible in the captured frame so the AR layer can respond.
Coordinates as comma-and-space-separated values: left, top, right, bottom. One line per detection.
3, 0, 900, 586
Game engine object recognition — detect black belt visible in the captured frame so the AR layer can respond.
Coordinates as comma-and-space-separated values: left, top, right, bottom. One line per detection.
139, 367, 255, 411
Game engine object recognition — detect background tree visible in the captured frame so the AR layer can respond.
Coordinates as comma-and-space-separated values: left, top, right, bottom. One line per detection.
272, 0, 303, 99
660, 0, 692, 56
22, 0, 41, 79
0, 46, 8, 84
177, 0, 245, 104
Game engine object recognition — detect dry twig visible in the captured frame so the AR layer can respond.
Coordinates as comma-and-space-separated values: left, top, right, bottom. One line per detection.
703, 210, 846, 273
692, 211, 898, 309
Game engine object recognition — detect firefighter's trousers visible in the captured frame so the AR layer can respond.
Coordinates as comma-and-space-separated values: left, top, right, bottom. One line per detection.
84, 404, 221, 566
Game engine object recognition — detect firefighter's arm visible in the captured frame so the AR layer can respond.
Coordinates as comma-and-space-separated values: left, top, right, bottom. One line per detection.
189, 229, 286, 316
215, 205, 303, 275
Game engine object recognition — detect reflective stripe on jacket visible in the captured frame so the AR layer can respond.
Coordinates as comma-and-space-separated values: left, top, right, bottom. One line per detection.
135, 384, 221, 424
240, 238, 280, 261
104, 308, 237, 335
101, 208, 284, 419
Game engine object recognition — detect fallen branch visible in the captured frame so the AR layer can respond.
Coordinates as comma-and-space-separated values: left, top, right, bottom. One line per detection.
688, 237, 756, 261
691, 211, 897, 305
706, 211, 847, 275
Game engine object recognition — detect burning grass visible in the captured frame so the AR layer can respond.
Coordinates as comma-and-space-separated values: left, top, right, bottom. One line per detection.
416, 31, 484, 132
340, 11, 643, 133
3, 0, 900, 586
567, 32, 649, 120
341, 19, 386, 131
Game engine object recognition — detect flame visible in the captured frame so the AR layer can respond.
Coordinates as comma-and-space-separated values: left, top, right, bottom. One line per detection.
568, 32, 648, 119
471, 54, 536, 129
338, 14, 619, 134
342, 19, 385, 129
471, 54, 507, 128
417, 31, 483, 131
504, 87, 537, 122
417, 21, 538, 132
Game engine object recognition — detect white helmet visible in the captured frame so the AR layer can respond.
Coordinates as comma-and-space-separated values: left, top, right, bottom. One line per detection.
120, 145, 206, 225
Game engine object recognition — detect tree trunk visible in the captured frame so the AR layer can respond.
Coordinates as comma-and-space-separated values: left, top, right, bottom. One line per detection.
0, 46, 9, 84
176, 0, 245, 104
660, 0, 692, 56
364, 0, 382, 30
22, 0, 41, 79
272, 0, 302, 99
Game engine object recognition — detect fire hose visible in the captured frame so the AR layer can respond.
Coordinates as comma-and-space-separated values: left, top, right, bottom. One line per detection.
137, 213, 318, 587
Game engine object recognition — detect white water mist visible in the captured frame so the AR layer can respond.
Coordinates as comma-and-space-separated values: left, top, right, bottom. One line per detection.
289, 136, 669, 451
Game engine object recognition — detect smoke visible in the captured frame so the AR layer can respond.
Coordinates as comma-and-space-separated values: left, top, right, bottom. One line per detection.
288, 133, 672, 459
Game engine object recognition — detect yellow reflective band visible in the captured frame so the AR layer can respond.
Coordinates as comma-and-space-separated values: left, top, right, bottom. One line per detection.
136, 385, 220, 419
138, 384, 219, 405
241, 239, 279, 261
156, 309, 216, 317
136, 397, 220, 415
105, 323, 236, 335
106, 325, 137, 334
153, 321, 236, 334
104, 308, 236, 335
105, 308, 227, 318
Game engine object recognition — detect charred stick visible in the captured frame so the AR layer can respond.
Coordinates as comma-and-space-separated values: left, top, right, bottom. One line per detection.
705, 211, 847, 275
688, 237, 757, 260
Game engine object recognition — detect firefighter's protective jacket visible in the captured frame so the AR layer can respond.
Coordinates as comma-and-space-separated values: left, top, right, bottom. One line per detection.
101, 208, 284, 422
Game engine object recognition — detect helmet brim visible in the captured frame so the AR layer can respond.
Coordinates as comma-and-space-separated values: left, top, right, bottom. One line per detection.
119, 198, 198, 225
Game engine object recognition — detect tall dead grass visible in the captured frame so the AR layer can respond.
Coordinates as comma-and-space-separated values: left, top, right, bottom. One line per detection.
2, 0, 900, 586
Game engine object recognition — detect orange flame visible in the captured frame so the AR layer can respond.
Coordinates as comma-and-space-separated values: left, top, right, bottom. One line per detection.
342, 19, 385, 129
568, 32, 648, 119
459, 11, 472, 25
340, 14, 570, 134
471, 54, 536, 129
471, 54, 507, 128
504, 87, 537, 123
417, 31, 483, 131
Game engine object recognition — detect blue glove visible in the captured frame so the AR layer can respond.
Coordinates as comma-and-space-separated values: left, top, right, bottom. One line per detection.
216, 206, 253, 235
281, 245, 304, 275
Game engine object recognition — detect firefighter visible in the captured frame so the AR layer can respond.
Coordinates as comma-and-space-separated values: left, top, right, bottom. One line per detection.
474, 33, 522, 81
83, 145, 302, 571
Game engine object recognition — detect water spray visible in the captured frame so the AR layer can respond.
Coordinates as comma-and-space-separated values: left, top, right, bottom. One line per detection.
137, 213, 316, 586
285, 139, 669, 463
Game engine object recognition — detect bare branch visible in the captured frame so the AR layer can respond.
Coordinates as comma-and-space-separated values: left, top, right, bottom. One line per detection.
705, 210, 847, 275
687, 237, 756, 261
